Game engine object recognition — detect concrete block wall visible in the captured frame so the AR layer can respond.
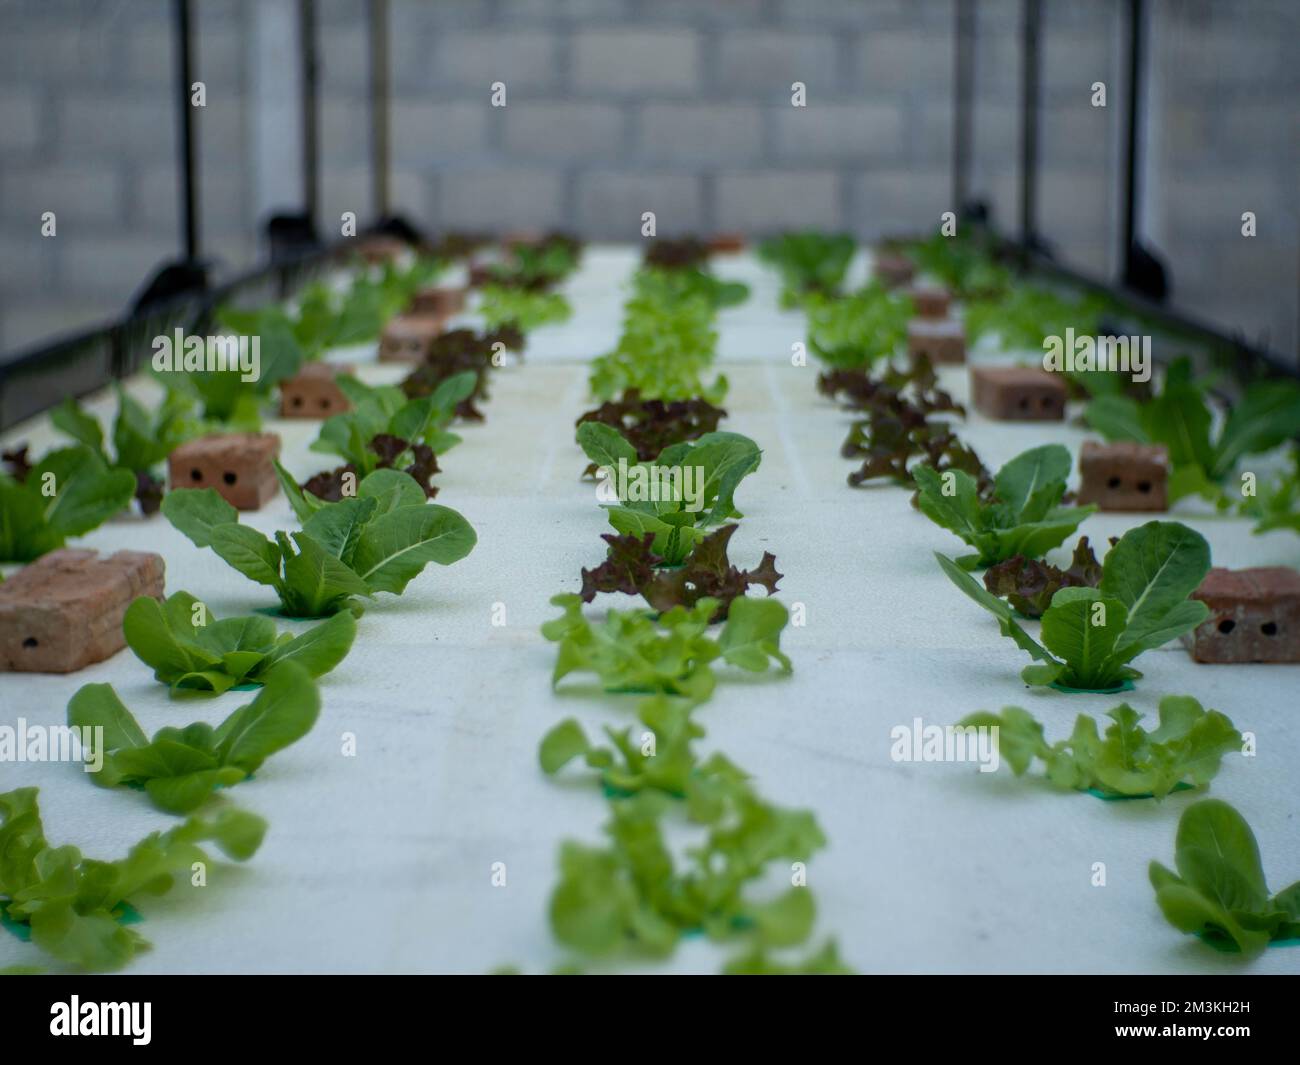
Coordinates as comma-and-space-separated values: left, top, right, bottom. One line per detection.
0, 0, 1294, 362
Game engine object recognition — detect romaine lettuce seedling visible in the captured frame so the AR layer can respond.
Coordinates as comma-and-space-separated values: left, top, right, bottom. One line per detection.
1237, 446, 1300, 536
756, 231, 855, 307
0, 444, 135, 562
0, 786, 266, 971
51, 386, 201, 514
1086, 358, 1300, 502
960, 696, 1241, 799
124, 591, 356, 695
914, 443, 1095, 568
937, 520, 1211, 691
161, 469, 476, 618
1149, 799, 1300, 958
578, 423, 762, 565
67, 662, 319, 814
161, 305, 304, 425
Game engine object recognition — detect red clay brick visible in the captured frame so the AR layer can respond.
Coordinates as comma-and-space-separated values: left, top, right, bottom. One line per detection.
0, 549, 165, 672
380, 314, 444, 363
873, 251, 914, 289
1184, 566, 1300, 663
408, 286, 466, 319
279, 363, 353, 419
356, 235, 407, 265
907, 283, 951, 319
169, 432, 281, 510
908, 317, 966, 365
1077, 441, 1169, 512
707, 233, 745, 255
971, 366, 1067, 421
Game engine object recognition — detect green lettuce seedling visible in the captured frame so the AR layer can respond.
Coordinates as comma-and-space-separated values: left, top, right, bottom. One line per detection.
578, 423, 761, 565
542, 594, 791, 702
756, 231, 855, 306
0, 444, 135, 562
1086, 358, 1300, 502
123, 591, 356, 695
914, 443, 1095, 568
723, 940, 854, 975
68, 662, 319, 814
477, 285, 572, 332
1237, 445, 1300, 536
1149, 799, 1300, 958
804, 283, 912, 368
309, 369, 476, 483
540, 695, 746, 803
0, 786, 265, 971
160, 305, 304, 425
51, 386, 201, 514
588, 269, 726, 403
161, 469, 476, 618
937, 520, 1210, 691
550, 783, 826, 959
964, 283, 1106, 350
960, 696, 1241, 799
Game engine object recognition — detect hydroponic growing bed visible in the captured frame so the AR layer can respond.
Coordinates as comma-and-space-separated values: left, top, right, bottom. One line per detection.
1, 240, 1298, 975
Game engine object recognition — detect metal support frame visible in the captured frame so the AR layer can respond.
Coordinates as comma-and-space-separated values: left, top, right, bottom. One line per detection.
175, 0, 199, 260
952, 0, 975, 219
1121, 0, 1142, 272
368, 0, 390, 221
300, 0, 319, 231
1018, 0, 1041, 252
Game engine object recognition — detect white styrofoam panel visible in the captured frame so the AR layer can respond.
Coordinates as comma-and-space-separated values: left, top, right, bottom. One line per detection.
1, 244, 1297, 974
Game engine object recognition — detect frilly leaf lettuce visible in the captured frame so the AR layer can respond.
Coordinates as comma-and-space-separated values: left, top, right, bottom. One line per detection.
541, 593, 791, 700
804, 283, 912, 369
477, 285, 572, 332
961, 695, 1241, 798
540, 695, 735, 801
549, 785, 825, 959
588, 268, 726, 403
0, 786, 266, 971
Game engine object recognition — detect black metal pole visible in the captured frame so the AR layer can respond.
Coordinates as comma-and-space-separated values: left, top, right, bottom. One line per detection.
1121, 0, 1144, 284
952, 0, 975, 219
368, 0, 390, 221
300, 0, 319, 231
1018, 0, 1041, 251
174, 0, 199, 260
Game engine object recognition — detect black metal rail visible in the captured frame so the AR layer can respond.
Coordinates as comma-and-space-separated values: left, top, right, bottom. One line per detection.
0, 242, 342, 432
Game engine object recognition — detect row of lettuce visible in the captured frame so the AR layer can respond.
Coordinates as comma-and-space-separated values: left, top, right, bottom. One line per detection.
528, 237, 851, 974
760, 230, 1299, 960
0, 236, 580, 972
